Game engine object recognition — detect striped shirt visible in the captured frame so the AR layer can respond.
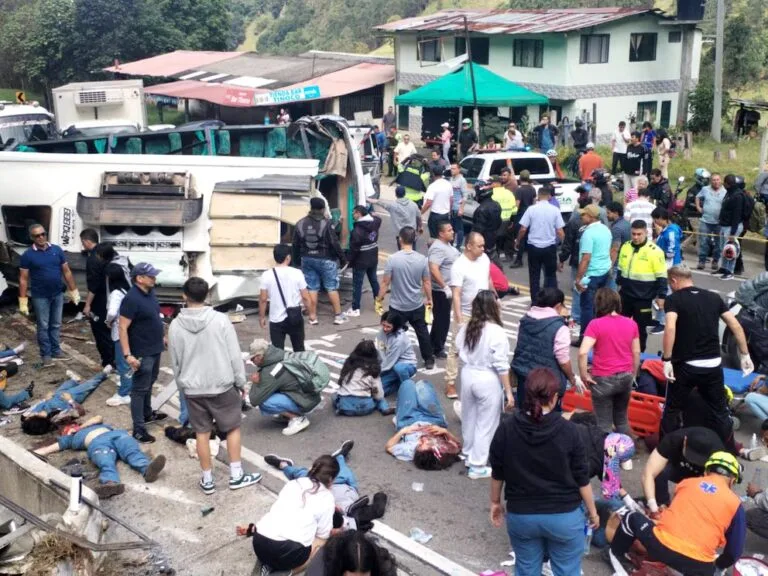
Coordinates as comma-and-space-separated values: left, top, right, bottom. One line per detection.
625, 198, 655, 236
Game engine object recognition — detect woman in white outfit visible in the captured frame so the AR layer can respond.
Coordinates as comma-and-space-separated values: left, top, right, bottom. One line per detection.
456, 290, 514, 480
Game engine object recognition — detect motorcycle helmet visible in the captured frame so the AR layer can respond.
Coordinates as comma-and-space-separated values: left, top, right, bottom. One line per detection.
545, 149, 558, 159
722, 239, 741, 262
474, 180, 494, 201
591, 168, 608, 185
733, 175, 746, 190
704, 451, 742, 484
694, 167, 711, 186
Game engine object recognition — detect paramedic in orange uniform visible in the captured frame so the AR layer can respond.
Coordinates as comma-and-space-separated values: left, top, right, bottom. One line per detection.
607, 451, 746, 576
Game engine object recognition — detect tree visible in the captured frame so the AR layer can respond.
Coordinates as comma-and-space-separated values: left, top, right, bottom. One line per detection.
159, 0, 232, 51
687, 71, 730, 133
722, 13, 767, 90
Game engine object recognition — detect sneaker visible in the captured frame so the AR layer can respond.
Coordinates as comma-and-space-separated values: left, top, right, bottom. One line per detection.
94, 482, 125, 499
333, 314, 348, 325
309, 318, 319, 326
4, 402, 30, 415
453, 400, 462, 422
257, 563, 273, 576
12, 342, 26, 355
282, 416, 310, 436
25, 382, 34, 397
711, 261, 720, 271
510, 260, 524, 269
146, 411, 168, 424
331, 439, 354, 460
344, 308, 361, 318
52, 353, 71, 362
229, 472, 262, 490
101, 365, 113, 376
649, 324, 665, 335
620, 459, 633, 471
445, 384, 458, 399
711, 266, 724, 275
721, 272, 734, 280
143, 455, 166, 483
696, 261, 706, 270
467, 465, 492, 480
106, 393, 131, 407
133, 430, 156, 444
199, 477, 216, 495
42, 357, 55, 367
434, 350, 447, 359
264, 454, 294, 469
424, 357, 435, 370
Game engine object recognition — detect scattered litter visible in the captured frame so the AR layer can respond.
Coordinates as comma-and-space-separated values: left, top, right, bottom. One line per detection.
409, 527, 432, 543
500, 550, 516, 566
201, 506, 214, 517
185, 437, 220, 459
411, 482, 424, 492
235, 304, 244, 312
65, 312, 85, 324
0, 417, 11, 427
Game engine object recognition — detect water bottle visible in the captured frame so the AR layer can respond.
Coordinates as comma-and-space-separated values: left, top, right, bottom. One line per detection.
751, 433, 759, 451
126, 356, 141, 379
584, 523, 593, 555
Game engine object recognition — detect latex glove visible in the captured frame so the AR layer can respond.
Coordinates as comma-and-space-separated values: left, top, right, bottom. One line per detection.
67, 289, 81, 306
18, 297, 29, 316
424, 304, 433, 325
663, 361, 675, 382
740, 353, 755, 377
572, 375, 586, 395
443, 285, 452, 298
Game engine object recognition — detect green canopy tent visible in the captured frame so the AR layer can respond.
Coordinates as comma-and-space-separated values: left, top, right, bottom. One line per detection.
394, 62, 548, 108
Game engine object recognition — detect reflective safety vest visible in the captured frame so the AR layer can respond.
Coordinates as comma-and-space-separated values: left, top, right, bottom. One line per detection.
492, 185, 518, 221
403, 170, 429, 203
616, 240, 667, 301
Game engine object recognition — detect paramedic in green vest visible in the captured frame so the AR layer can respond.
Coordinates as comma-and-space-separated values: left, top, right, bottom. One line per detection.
493, 167, 519, 260
248, 339, 322, 437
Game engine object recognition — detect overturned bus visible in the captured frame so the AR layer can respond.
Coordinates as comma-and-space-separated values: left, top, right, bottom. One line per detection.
0, 116, 367, 303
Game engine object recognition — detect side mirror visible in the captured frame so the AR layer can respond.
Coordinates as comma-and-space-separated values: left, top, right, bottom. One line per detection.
678, 176, 685, 183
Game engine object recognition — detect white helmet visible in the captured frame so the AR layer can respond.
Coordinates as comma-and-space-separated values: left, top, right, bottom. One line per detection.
546, 149, 558, 158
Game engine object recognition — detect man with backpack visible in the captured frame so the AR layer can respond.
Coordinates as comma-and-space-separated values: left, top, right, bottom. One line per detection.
248, 338, 329, 436
715, 174, 747, 280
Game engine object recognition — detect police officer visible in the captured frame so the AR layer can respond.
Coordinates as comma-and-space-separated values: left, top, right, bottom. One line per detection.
493, 167, 518, 261
471, 180, 502, 261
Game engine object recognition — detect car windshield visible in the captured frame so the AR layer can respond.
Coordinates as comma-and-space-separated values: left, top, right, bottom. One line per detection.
0, 114, 57, 147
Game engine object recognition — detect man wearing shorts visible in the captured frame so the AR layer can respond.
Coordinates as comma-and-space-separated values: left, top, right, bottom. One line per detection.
169, 277, 261, 495
292, 197, 348, 325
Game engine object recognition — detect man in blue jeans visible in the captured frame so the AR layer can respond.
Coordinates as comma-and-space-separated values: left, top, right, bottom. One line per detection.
574, 205, 613, 345
264, 440, 388, 532
346, 206, 381, 317
21, 368, 111, 435
33, 415, 166, 499
694, 173, 725, 271
18, 223, 81, 367
119, 263, 168, 444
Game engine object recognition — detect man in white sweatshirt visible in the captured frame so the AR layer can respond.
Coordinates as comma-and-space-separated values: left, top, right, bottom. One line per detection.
168, 277, 261, 495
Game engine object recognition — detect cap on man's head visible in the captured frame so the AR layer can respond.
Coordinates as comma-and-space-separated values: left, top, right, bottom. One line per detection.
580, 204, 601, 219
249, 338, 269, 358
441, 122, 450, 128
586, 142, 595, 150
131, 262, 161, 278
310, 197, 325, 211
462, 118, 471, 125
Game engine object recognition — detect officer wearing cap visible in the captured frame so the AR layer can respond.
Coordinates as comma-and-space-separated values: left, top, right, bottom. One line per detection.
119, 262, 168, 444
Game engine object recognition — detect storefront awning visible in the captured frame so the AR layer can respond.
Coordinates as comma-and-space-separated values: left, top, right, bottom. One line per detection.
144, 80, 269, 108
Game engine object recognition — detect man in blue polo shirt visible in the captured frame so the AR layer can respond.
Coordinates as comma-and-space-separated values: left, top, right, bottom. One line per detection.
574, 204, 613, 345
119, 262, 167, 443
19, 223, 80, 366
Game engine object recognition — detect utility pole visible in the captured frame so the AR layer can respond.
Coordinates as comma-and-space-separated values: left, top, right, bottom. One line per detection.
462, 16, 479, 135
711, 0, 725, 142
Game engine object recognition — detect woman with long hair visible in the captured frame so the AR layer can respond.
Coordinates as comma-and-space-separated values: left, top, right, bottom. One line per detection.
306, 529, 398, 576
375, 311, 417, 395
489, 368, 599, 576
334, 340, 393, 416
104, 264, 133, 407
253, 455, 340, 573
578, 287, 640, 435
456, 290, 513, 480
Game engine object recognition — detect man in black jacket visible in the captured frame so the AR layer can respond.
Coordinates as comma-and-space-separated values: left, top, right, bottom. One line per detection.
471, 181, 502, 260
648, 169, 673, 210
715, 174, 747, 280
346, 206, 381, 317
292, 197, 348, 325
80, 229, 113, 368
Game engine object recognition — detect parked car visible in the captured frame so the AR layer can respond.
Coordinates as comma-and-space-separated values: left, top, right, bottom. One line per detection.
459, 151, 581, 227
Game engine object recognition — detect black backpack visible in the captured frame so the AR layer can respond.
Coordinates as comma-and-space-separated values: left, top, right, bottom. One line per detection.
742, 192, 755, 226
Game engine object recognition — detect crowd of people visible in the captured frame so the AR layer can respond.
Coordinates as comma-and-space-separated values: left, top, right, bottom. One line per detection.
4, 154, 768, 576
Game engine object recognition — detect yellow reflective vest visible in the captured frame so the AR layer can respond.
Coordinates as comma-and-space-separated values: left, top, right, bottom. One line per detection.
492, 185, 518, 221
616, 240, 667, 301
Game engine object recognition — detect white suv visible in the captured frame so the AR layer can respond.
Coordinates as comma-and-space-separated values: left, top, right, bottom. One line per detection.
460, 151, 581, 220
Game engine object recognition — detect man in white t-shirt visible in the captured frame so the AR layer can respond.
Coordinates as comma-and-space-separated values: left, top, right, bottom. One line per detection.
422, 165, 453, 238
444, 232, 496, 399
610, 120, 630, 174
259, 244, 311, 352
393, 133, 417, 167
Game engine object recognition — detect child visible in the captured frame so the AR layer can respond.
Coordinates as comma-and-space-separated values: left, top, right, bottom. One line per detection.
375, 311, 417, 396
104, 265, 132, 407
334, 340, 393, 416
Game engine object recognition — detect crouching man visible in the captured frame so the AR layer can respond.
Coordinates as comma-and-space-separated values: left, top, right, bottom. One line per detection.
33, 415, 166, 499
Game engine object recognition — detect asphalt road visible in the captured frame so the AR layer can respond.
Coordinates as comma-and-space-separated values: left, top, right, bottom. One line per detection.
224, 197, 767, 575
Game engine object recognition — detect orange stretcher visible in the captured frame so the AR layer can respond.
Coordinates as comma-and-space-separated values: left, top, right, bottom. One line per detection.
562, 389, 665, 437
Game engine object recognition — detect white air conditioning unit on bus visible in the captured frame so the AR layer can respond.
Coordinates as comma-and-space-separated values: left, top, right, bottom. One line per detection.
75, 89, 126, 107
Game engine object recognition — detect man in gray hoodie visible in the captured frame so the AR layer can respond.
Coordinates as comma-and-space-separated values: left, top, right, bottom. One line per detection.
168, 277, 260, 495
370, 185, 423, 249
